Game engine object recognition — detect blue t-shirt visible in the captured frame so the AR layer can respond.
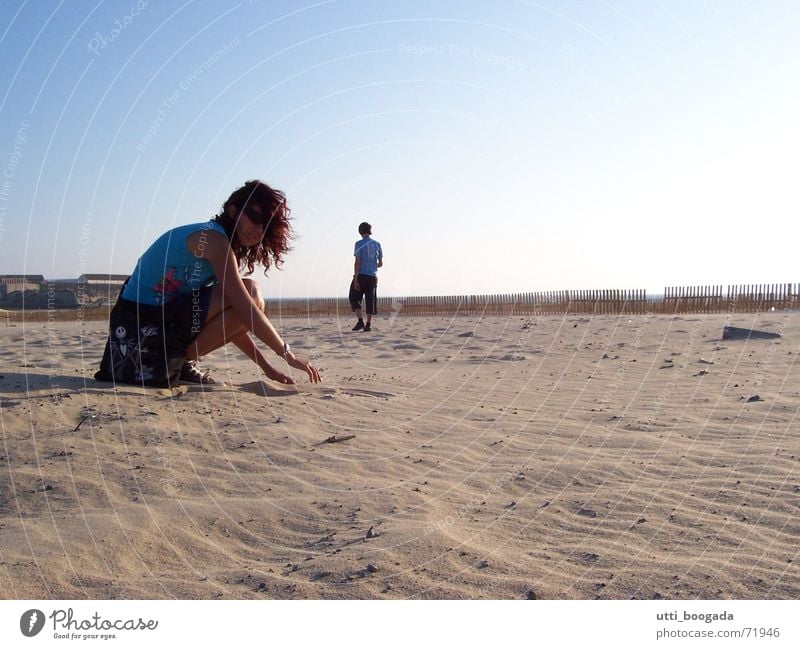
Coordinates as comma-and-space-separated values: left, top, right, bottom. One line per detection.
121, 221, 227, 305
354, 237, 382, 277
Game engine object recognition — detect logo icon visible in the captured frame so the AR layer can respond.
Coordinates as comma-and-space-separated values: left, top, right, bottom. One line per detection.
20, 609, 46, 637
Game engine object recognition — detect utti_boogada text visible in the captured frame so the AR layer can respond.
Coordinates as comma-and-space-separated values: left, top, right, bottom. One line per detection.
656, 610, 733, 623
50, 609, 158, 631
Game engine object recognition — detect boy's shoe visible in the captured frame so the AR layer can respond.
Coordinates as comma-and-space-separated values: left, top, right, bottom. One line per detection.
364, 322, 371, 332
352, 319, 365, 331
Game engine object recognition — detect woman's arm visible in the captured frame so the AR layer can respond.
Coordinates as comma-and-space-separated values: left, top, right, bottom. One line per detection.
231, 332, 295, 384
194, 230, 321, 383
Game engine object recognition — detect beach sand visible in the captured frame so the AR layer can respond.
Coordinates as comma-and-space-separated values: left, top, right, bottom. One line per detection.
1, 312, 798, 600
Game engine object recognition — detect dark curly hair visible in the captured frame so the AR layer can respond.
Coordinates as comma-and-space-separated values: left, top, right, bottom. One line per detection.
214, 180, 294, 276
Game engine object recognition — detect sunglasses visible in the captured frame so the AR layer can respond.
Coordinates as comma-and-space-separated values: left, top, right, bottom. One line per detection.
240, 205, 270, 227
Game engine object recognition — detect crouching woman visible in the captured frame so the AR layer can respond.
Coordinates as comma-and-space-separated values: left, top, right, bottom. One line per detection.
95, 180, 321, 387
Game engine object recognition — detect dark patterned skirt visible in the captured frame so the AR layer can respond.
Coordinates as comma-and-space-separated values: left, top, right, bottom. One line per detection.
95, 288, 212, 387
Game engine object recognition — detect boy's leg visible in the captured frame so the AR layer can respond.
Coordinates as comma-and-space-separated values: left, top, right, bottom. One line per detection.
364, 276, 377, 328
349, 277, 365, 329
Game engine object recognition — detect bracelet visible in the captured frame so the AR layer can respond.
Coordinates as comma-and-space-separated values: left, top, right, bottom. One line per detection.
280, 342, 291, 358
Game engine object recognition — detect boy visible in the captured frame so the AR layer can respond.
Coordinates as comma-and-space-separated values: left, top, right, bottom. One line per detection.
349, 222, 383, 331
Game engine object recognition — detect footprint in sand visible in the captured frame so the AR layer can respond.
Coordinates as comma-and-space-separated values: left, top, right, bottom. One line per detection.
392, 343, 425, 351
158, 383, 235, 398
313, 387, 397, 400
237, 381, 297, 397
235, 383, 399, 400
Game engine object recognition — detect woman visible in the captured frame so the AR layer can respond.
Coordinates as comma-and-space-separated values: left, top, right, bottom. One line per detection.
95, 180, 321, 387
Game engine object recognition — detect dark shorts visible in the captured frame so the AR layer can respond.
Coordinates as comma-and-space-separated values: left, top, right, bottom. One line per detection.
95, 287, 213, 387
349, 274, 378, 315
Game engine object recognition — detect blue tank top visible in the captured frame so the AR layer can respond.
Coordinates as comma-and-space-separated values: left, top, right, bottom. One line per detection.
121, 221, 227, 305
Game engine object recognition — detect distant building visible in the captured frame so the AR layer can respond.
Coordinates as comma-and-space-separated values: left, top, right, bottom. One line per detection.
76, 273, 128, 302
78, 273, 129, 286
0, 274, 45, 295
0, 273, 128, 307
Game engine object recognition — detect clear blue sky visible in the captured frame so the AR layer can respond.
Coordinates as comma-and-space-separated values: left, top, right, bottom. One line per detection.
1, 0, 798, 298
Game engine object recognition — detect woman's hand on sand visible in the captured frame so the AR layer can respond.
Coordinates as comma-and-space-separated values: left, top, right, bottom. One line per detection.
285, 352, 322, 383
262, 364, 296, 385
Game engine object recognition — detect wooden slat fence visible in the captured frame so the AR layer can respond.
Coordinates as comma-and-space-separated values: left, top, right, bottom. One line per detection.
0, 306, 111, 324
2, 284, 798, 322
270, 288, 651, 318
662, 283, 800, 314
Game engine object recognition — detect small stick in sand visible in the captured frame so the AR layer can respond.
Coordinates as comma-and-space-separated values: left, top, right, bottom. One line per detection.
321, 434, 356, 444
73, 416, 87, 432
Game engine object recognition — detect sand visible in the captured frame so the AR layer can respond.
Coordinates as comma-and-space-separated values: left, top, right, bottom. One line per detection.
1, 311, 798, 600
